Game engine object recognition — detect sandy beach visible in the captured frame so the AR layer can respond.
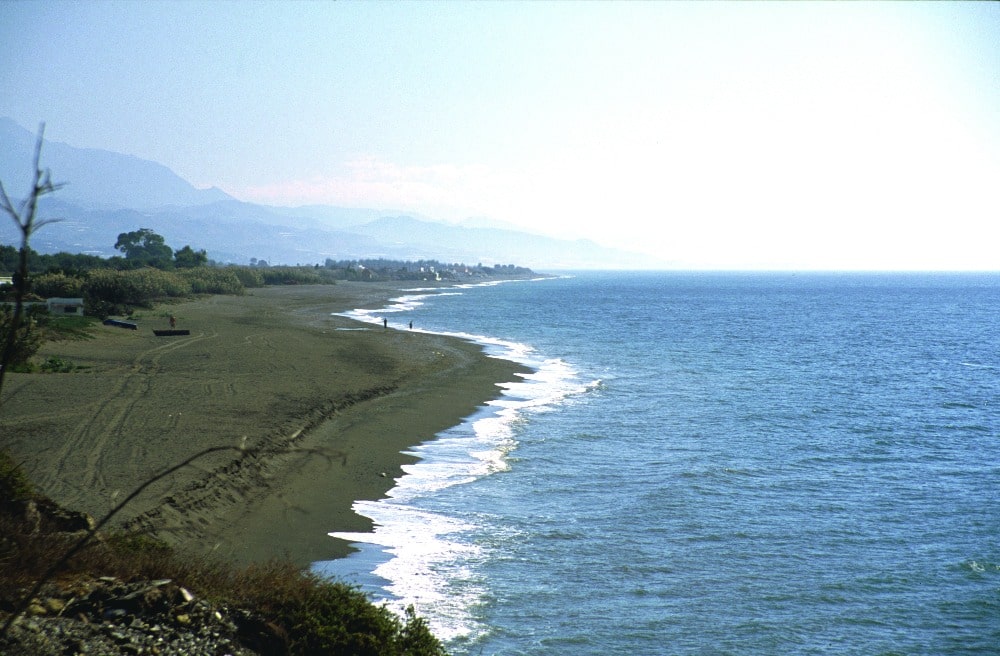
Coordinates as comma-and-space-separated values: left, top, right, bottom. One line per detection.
0, 282, 527, 566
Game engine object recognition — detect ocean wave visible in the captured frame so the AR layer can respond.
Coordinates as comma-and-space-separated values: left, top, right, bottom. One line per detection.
320, 280, 593, 642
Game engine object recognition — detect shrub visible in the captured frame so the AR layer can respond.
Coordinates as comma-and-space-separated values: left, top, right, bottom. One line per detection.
261, 267, 326, 286
0, 305, 42, 371
39, 356, 76, 373
178, 268, 245, 295
31, 272, 85, 298
217, 563, 447, 656
0, 450, 35, 503
0, 522, 448, 656
84, 268, 191, 306
226, 266, 266, 288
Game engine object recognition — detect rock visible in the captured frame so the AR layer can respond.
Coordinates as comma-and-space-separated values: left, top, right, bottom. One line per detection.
112, 630, 130, 642
0, 575, 263, 656
43, 597, 65, 614
18, 497, 96, 534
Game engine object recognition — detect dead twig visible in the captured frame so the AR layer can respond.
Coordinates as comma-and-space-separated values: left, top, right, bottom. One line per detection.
0, 122, 64, 403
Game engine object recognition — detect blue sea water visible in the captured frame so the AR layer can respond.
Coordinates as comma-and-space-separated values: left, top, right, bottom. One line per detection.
314, 271, 1000, 655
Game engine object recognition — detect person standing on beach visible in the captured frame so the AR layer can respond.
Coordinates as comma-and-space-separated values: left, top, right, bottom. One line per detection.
383, 318, 388, 328
409, 321, 413, 330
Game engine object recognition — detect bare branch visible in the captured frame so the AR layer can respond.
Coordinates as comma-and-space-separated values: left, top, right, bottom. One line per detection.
0, 180, 17, 223
32, 217, 63, 233
0, 122, 64, 401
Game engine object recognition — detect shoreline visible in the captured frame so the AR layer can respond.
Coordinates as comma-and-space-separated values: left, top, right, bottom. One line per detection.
0, 281, 529, 566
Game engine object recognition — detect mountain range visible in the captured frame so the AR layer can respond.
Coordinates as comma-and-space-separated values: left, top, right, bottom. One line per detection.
0, 118, 665, 269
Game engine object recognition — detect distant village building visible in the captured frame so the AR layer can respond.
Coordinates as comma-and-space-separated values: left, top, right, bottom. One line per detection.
45, 297, 85, 316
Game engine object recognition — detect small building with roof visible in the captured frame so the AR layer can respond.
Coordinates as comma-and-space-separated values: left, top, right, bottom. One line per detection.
45, 297, 85, 316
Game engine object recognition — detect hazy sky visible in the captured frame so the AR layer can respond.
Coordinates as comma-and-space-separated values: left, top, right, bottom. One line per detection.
2, 1, 998, 269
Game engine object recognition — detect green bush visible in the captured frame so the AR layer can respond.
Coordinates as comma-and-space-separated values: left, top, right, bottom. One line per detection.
31, 272, 85, 298
261, 267, 326, 286
84, 267, 191, 306
228, 565, 447, 656
0, 305, 42, 371
178, 268, 245, 295
226, 266, 266, 288
39, 356, 76, 373
0, 450, 35, 503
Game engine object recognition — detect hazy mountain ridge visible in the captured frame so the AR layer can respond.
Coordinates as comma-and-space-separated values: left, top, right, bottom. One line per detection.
1, 118, 664, 269
0, 117, 232, 211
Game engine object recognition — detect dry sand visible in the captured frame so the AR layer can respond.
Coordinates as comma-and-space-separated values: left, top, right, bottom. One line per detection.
0, 282, 527, 566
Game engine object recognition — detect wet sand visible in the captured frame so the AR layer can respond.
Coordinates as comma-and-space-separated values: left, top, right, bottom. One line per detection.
0, 282, 527, 566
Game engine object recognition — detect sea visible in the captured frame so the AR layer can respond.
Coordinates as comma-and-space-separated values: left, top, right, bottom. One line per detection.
313, 271, 999, 656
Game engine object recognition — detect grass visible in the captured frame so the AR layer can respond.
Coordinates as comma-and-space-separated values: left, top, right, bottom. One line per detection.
38, 356, 82, 373
0, 450, 448, 656
36, 314, 99, 341
0, 451, 35, 503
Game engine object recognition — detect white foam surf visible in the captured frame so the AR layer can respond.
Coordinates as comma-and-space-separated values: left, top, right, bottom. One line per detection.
316, 280, 594, 643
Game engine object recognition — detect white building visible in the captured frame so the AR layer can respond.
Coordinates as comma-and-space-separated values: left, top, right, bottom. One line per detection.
45, 298, 85, 316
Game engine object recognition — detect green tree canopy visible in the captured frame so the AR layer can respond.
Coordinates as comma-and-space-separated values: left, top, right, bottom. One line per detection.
114, 228, 173, 269
173, 245, 208, 268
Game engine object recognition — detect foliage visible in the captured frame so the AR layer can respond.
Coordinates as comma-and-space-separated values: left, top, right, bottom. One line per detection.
230, 564, 447, 656
0, 513, 447, 656
225, 265, 266, 288
42, 252, 108, 276
114, 228, 174, 269
178, 267, 245, 295
0, 244, 21, 273
0, 449, 35, 502
322, 258, 535, 281
30, 272, 84, 298
260, 266, 330, 286
0, 305, 42, 372
39, 356, 77, 373
84, 267, 191, 307
174, 244, 208, 268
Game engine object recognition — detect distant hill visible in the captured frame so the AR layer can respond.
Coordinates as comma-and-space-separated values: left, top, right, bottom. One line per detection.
349, 216, 650, 269
0, 118, 667, 269
0, 118, 233, 210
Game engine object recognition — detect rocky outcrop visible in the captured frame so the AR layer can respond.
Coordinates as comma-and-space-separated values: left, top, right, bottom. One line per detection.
0, 495, 278, 655
10, 497, 96, 536
1, 576, 277, 655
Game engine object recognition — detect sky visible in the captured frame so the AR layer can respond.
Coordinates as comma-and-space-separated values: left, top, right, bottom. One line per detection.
1, 1, 998, 270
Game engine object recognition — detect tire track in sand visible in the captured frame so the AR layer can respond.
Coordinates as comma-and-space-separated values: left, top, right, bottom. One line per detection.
38, 331, 216, 507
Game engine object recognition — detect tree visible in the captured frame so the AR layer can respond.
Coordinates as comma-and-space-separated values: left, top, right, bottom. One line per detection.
0, 305, 42, 372
174, 245, 208, 268
114, 228, 173, 269
0, 245, 20, 273
0, 123, 63, 399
